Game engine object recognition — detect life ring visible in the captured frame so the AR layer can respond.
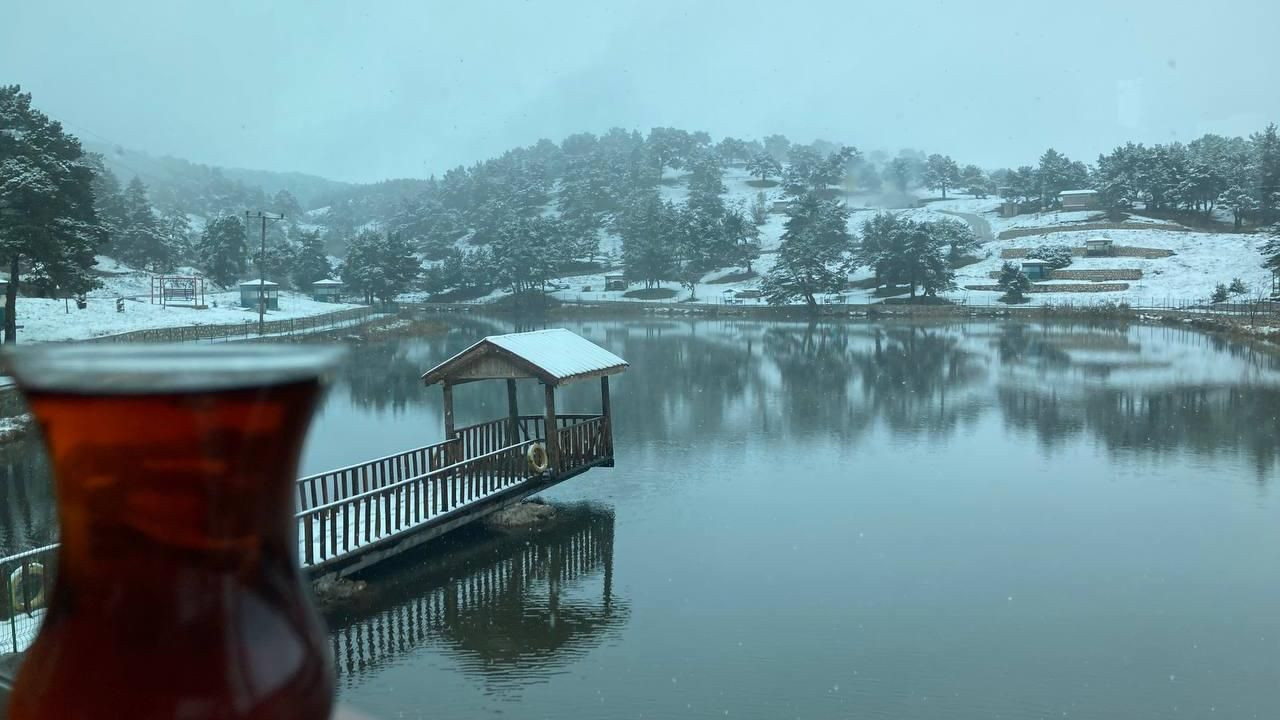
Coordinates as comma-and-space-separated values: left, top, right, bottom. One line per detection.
526, 443, 549, 473
10, 562, 45, 614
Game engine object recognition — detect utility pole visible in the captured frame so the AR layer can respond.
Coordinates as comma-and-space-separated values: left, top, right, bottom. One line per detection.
244, 211, 284, 336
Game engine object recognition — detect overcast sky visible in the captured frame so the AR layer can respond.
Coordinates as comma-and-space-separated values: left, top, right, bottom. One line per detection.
4, 0, 1278, 183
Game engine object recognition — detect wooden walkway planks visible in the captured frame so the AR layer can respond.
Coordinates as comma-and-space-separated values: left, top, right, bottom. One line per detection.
295, 414, 613, 577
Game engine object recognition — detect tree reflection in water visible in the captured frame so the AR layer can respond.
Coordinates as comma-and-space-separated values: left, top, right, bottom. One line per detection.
326, 315, 1280, 475
324, 503, 625, 694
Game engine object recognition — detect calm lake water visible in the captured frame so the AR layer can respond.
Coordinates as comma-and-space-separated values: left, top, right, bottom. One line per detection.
5, 316, 1280, 719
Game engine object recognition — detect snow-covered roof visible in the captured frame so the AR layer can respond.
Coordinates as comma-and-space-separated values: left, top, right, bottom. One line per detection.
1020, 259, 1053, 265
311, 279, 344, 286
421, 329, 628, 387
1058, 189, 1098, 196
239, 279, 280, 287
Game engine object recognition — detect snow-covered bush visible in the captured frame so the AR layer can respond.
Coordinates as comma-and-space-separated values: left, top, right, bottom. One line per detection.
1026, 244, 1074, 269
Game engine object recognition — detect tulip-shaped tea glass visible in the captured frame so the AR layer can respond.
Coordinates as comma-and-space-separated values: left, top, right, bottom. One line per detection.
5, 344, 343, 720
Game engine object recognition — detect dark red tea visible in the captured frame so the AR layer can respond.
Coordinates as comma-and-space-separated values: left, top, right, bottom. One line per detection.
6, 345, 339, 720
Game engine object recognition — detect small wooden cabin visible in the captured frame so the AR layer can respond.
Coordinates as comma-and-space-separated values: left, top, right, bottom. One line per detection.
604, 273, 627, 291
239, 280, 280, 310
311, 278, 344, 302
1059, 189, 1098, 210
1020, 259, 1052, 280
422, 329, 627, 480
1085, 238, 1113, 256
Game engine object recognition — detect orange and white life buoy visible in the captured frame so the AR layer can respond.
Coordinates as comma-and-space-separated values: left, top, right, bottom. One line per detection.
10, 562, 45, 614
526, 443, 549, 473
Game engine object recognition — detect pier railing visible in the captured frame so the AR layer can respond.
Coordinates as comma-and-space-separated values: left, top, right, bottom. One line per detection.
449, 414, 601, 459
557, 416, 611, 470
0, 413, 614, 654
0, 544, 58, 655
295, 413, 611, 571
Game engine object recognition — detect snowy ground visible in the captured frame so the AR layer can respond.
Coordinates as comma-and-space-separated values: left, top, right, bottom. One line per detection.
950, 228, 1273, 306
11, 256, 366, 343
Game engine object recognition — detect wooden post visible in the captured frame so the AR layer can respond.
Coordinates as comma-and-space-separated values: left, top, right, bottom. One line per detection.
507, 379, 519, 445
442, 382, 456, 462
600, 376, 611, 420
600, 375, 613, 456
543, 383, 558, 474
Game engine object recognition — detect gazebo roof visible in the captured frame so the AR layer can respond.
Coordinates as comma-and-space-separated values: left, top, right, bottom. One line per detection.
239, 279, 279, 288
422, 329, 628, 387
312, 279, 344, 286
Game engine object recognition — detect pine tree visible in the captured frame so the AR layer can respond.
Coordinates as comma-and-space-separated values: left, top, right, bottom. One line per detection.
85, 154, 129, 249
0, 85, 104, 341
1261, 231, 1280, 283
886, 158, 914, 192
1252, 123, 1280, 224
998, 262, 1030, 304
340, 229, 422, 304
1036, 148, 1088, 207
927, 219, 979, 264
270, 189, 302, 219
762, 134, 791, 163
1218, 185, 1257, 230
960, 164, 990, 197
197, 215, 248, 288
750, 191, 770, 226
685, 151, 725, 216
117, 176, 173, 270
923, 154, 960, 199
761, 193, 852, 306
616, 190, 676, 288
159, 209, 192, 267
715, 137, 751, 164
745, 151, 782, 184
291, 229, 332, 287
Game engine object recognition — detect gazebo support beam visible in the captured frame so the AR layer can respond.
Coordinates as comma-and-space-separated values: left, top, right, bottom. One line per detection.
442, 382, 456, 461
507, 379, 519, 443
543, 383, 559, 474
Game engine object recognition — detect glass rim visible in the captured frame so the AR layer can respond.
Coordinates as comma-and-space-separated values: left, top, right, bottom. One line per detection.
2, 343, 347, 394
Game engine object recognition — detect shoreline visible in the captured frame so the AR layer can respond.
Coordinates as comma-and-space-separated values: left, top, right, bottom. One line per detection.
411, 299, 1280, 347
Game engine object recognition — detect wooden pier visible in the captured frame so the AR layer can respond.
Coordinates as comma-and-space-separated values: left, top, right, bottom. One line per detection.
0, 330, 628, 654
297, 328, 627, 580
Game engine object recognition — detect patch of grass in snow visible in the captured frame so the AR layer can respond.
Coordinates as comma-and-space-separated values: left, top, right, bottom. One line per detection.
624, 287, 679, 300
744, 179, 779, 188
428, 286, 494, 303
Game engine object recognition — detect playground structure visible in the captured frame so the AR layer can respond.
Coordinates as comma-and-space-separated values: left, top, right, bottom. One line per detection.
150, 276, 207, 308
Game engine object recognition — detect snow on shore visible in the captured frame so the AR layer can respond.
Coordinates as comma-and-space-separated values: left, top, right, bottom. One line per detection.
11, 257, 366, 343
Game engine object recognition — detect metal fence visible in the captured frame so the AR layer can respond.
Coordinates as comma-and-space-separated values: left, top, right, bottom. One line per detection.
0, 544, 57, 655
83, 306, 374, 344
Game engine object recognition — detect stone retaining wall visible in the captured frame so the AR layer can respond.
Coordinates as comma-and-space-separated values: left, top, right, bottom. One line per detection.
997, 222, 1187, 240
965, 283, 1130, 293
987, 268, 1143, 281
1000, 246, 1173, 259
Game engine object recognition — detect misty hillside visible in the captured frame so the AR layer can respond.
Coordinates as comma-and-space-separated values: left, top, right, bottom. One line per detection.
86, 141, 353, 214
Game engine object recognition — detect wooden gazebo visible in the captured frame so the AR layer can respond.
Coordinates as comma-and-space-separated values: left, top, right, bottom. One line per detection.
422, 328, 627, 477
